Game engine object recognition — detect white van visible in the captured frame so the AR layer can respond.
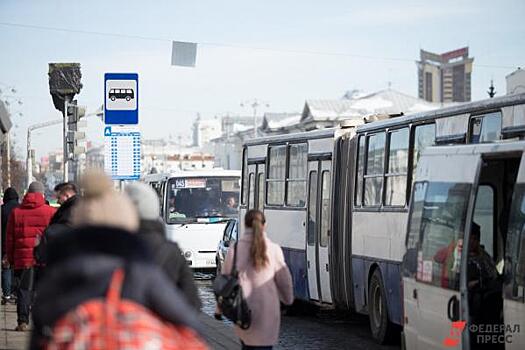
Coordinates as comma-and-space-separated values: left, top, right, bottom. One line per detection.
402, 141, 525, 350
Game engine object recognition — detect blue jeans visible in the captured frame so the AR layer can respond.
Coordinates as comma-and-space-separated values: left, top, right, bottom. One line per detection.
1, 267, 11, 297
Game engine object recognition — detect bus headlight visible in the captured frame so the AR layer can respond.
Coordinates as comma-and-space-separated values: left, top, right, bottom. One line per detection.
184, 251, 192, 259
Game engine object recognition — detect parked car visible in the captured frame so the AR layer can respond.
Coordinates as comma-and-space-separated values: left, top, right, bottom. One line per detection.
215, 219, 238, 275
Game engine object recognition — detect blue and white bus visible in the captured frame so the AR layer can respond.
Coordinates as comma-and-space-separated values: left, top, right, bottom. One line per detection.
240, 92, 525, 343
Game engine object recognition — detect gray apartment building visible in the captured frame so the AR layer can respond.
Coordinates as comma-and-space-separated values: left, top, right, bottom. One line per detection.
417, 47, 474, 103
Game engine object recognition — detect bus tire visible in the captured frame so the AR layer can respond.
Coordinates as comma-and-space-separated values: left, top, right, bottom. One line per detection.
368, 269, 397, 344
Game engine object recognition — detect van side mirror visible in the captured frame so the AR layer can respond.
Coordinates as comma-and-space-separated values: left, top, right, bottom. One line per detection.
224, 241, 230, 248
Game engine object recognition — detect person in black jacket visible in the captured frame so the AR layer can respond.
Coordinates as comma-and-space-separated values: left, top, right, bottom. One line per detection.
1, 187, 19, 301
34, 182, 78, 266
31, 172, 204, 347
125, 182, 201, 310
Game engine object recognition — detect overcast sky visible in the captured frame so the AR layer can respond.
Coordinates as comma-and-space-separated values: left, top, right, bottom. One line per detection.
0, 0, 524, 158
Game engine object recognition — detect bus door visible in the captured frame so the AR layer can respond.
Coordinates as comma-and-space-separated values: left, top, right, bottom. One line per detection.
503, 152, 525, 350
247, 163, 265, 211
306, 159, 333, 303
403, 152, 481, 350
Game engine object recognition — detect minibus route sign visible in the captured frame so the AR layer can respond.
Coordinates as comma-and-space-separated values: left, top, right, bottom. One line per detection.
104, 73, 138, 124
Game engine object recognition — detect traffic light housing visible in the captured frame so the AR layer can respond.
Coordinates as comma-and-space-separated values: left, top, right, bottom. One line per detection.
66, 100, 87, 159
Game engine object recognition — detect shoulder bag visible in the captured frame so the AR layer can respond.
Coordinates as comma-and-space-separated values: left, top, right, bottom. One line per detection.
212, 243, 251, 329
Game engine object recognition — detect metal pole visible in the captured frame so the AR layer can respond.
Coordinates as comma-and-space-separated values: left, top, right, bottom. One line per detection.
6, 132, 11, 187
63, 99, 68, 182
26, 128, 32, 186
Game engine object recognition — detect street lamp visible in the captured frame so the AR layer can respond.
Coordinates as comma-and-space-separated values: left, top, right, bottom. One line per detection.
0, 87, 23, 188
240, 99, 270, 138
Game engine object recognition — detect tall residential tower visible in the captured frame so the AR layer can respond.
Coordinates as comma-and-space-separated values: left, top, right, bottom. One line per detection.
417, 47, 474, 103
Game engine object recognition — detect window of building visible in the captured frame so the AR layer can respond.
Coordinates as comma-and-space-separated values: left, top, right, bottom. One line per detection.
267, 145, 287, 205
355, 135, 365, 206
385, 128, 409, 206
286, 143, 307, 207
320, 171, 331, 247
425, 72, 433, 100
412, 123, 435, 184
364, 132, 385, 206
469, 112, 502, 144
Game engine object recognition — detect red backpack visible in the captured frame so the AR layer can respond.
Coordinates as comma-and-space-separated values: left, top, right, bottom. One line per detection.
44, 268, 208, 350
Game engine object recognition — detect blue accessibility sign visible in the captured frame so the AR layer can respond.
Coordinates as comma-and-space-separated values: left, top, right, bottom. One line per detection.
104, 73, 138, 125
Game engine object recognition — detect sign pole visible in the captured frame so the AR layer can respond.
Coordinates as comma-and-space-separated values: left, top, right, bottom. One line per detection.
63, 99, 69, 182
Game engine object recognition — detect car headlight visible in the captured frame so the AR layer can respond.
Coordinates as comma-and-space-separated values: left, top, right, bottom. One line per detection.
184, 251, 192, 259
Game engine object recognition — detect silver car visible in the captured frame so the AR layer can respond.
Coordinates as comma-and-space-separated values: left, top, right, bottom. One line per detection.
215, 219, 239, 275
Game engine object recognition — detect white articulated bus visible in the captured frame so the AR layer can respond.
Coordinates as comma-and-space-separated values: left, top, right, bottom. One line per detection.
144, 170, 241, 269
240, 93, 525, 343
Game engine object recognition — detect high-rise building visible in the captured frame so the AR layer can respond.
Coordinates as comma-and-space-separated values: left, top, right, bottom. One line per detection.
417, 47, 474, 103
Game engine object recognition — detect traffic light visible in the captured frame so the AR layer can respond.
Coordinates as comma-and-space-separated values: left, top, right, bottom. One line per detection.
66, 100, 87, 159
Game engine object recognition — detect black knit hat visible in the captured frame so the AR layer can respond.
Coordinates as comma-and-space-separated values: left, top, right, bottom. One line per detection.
3, 187, 19, 201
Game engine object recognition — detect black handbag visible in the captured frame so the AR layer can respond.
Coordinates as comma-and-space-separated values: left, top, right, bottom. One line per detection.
213, 243, 251, 329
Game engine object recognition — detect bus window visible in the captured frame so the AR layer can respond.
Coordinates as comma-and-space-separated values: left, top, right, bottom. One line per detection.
307, 171, 318, 246
470, 112, 502, 143
267, 145, 286, 205
506, 184, 525, 298
404, 182, 428, 276
416, 182, 471, 290
412, 123, 435, 184
241, 149, 248, 205
385, 128, 409, 206
364, 132, 385, 206
320, 171, 331, 247
473, 185, 495, 258
287, 143, 307, 207
166, 177, 240, 223
257, 172, 265, 210
248, 173, 255, 209
355, 135, 365, 206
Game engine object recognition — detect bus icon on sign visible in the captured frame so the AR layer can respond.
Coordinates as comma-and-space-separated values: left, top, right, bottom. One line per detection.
109, 88, 134, 102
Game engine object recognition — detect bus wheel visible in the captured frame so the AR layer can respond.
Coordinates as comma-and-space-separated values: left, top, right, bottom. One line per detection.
368, 269, 397, 344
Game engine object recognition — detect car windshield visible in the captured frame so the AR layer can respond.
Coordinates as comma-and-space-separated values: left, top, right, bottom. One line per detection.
166, 177, 240, 224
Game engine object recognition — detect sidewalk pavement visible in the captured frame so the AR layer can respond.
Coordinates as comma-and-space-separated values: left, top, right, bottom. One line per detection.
0, 303, 28, 350
0, 302, 239, 350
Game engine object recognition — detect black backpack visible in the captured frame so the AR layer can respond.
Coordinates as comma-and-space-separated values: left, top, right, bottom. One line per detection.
212, 243, 251, 329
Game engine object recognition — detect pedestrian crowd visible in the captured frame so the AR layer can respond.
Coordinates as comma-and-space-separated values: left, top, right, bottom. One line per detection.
0, 171, 293, 349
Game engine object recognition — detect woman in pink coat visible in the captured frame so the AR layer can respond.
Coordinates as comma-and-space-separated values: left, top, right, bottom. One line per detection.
218, 210, 294, 349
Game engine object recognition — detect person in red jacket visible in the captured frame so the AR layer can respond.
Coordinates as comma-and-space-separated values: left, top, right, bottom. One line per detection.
6, 181, 56, 331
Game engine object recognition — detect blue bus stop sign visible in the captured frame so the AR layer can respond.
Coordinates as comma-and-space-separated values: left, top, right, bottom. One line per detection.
104, 73, 138, 124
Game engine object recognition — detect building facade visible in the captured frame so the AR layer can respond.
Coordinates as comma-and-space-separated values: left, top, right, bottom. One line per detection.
417, 47, 474, 103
